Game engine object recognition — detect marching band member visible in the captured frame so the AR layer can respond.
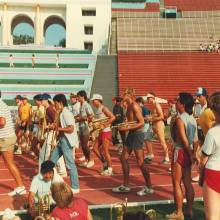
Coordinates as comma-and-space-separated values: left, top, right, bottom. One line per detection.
16, 95, 32, 152
145, 92, 170, 164
30, 94, 45, 157
112, 89, 153, 196
76, 90, 94, 168
28, 160, 63, 217
39, 93, 67, 177
0, 92, 26, 196
50, 94, 80, 194
90, 94, 115, 176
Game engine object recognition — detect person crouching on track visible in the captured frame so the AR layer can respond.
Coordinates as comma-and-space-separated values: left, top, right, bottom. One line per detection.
90, 94, 115, 176
50, 182, 93, 220
76, 90, 94, 168
50, 94, 80, 194
28, 160, 63, 217
166, 93, 197, 220
112, 88, 153, 196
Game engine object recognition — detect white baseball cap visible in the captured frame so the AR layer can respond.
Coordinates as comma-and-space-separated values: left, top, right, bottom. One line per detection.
90, 94, 103, 101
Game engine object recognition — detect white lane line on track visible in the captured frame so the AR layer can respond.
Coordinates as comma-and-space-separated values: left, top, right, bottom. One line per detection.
0, 171, 197, 182
0, 182, 200, 196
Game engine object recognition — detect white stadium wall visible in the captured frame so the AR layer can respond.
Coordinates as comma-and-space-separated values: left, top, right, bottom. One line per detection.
0, 0, 111, 52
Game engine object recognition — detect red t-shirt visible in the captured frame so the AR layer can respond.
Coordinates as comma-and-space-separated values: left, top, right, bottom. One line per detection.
51, 198, 88, 220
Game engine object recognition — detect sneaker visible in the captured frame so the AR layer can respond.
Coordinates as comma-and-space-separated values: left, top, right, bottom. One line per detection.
160, 159, 170, 164
71, 188, 80, 194
78, 161, 88, 167
78, 156, 85, 161
8, 186, 26, 196
100, 167, 113, 176
137, 186, 154, 196
86, 160, 94, 168
145, 154, 154, 160
112, 185, 131, 193
100, 161, 108, 172
144, 157, 153, 164
192, 175, 199, 182
59, 172, 68, 178
165, 211, 184, 219
14, 148, 22, 155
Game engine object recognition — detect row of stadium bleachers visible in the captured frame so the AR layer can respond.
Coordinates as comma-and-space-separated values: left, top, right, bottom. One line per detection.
118, 51, 220, 99
112, 10, 160, 18
164, 0, 220, 11
117, 17, 220, 51
0, 48, 97, 103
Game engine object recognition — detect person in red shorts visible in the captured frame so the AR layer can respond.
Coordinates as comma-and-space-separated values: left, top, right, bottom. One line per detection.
50, 182, 93, 220
166, 93, 197, 220
200, 92, 220, 220
90, 94, 115, 176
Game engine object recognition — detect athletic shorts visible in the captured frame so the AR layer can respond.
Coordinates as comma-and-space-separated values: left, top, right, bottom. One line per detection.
205, 168, 220, 193
98, 131, 112, 145
173, 148, 191, 168
19, 123, 29, 131
79, 126, 90, 136
125, 131, 144, 150
0, 135, 16, 152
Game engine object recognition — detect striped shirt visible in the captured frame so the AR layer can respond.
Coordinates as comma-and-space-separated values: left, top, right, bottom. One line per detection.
0, 99, 16, 138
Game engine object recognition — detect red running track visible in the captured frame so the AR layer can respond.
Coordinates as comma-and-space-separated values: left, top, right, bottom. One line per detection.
0, 142, 202, 211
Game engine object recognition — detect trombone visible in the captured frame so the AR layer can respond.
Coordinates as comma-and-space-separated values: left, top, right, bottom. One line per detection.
111, 121, 138, 129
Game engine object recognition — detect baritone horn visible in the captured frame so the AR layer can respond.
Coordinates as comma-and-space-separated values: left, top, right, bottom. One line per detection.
34, 194, 50, 220
89, 117, 109, 141
110, 197, 128, 220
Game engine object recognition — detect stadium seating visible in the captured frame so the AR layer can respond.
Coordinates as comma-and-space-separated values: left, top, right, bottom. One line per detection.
117, 17, 220, 51
0, 48, 97, 103
118, 51, 220, 99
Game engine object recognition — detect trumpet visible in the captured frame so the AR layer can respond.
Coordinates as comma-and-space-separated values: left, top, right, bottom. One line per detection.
34, 194, 50, 220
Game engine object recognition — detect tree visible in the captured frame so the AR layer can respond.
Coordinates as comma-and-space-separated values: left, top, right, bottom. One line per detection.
13, 34, 34, 45
58, 38, 66, 47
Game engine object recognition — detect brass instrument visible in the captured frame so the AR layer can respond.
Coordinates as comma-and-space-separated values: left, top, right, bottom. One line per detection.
40, 108, 47, 141
51, 110, 61, 151
110, 198, 128, 220
89, 117, 109, 141
145, 209, 157, 220
111, 121, 138, 129
34, 194, 50, 220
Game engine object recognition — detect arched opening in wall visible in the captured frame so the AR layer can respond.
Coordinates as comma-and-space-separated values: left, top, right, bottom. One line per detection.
44, 16, 66, 47
11, 14, 34, 45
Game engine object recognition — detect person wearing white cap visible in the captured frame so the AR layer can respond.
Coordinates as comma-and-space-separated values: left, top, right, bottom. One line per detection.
145, 92, 170, 164
90, 93, 115, 176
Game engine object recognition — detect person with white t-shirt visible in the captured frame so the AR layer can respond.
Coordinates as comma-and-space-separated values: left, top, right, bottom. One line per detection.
200, 92, 220, 220
28, 160, 63, 217
50, 94, 80, 194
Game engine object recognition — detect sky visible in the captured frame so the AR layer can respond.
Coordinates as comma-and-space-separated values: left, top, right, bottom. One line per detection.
13, 23, 66, 45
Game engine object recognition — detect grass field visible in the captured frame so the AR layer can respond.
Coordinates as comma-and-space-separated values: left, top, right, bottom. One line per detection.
1, 201, 204, 220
